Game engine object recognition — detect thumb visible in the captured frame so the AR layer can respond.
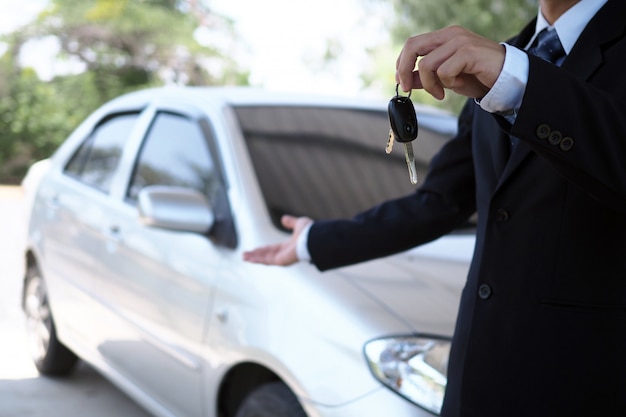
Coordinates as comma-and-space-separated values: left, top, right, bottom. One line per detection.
280, 215, 299, 231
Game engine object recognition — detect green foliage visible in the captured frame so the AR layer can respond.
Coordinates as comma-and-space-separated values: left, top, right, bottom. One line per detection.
0, 53, 99, 180
390, 0, 536, 42
368, 0, 537, 113
35, 0, 239, 97
0, 0, 249, 182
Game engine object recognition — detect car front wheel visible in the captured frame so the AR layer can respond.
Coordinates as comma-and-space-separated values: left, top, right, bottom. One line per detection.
235, 381, 308, 417
23, 264, 78, 375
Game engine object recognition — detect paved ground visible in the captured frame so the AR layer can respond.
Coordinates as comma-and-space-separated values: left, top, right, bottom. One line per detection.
0, 186, 152, 417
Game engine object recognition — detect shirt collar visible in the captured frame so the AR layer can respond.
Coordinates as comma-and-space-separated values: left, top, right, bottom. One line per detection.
528, 0, 608, 53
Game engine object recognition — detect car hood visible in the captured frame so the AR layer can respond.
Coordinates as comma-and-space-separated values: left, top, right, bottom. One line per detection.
329, 234, 474, 337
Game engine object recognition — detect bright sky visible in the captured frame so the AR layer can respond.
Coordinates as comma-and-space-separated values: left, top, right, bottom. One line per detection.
0, 0, 392, 99
208, 0, 390, 97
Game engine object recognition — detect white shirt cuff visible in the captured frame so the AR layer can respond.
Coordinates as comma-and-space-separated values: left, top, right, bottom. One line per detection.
478, 43, 529, 116
295, 221, 313, 261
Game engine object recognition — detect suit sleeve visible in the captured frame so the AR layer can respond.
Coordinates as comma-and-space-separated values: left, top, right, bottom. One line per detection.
308, 100, 478, 271
510, 53, 626, 213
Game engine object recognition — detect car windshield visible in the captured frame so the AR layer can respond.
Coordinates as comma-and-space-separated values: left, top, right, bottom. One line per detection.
234, 105, 453, 229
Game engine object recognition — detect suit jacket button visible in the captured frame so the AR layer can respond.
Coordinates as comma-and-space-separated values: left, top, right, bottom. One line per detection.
548, 130, 562, 145
495, 208, 510, 222
560, 137, 574, 151
536, 124, 551, 139
478, 284, 492, 300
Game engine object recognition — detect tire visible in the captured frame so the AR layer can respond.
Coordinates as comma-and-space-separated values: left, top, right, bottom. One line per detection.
23, 264, 78, 376
235, 381, 308, 417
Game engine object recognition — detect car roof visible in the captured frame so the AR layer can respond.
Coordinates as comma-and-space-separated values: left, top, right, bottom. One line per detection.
108, 86, 458, 136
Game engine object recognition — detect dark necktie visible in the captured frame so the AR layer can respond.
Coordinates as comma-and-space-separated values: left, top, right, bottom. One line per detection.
527, 28, 565, 65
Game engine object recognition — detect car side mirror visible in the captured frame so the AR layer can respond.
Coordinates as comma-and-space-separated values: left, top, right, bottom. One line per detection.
137, 185, 214, 234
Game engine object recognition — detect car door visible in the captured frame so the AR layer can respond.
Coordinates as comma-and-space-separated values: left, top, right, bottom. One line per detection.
90, 105, 236, 417
36, 111, 142, 348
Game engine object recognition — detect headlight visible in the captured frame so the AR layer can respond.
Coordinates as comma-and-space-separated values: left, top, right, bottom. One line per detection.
364, 335, 451, 415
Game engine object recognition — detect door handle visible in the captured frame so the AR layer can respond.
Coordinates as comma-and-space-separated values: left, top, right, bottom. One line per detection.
47, 195, 60, 209
105, 224, 123, 252
45, 195, 60, 218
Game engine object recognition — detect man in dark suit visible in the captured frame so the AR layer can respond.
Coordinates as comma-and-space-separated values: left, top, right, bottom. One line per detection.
244, 0, 626, 415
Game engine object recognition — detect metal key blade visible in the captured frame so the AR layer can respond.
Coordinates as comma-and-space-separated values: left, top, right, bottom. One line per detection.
385, 129, 395, 154
403, 142, 418, 184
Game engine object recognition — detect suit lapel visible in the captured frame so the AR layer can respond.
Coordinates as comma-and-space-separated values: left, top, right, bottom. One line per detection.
562, 0, 626, 79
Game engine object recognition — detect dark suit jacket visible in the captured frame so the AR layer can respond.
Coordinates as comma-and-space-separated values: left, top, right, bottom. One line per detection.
307, 1, 626, 415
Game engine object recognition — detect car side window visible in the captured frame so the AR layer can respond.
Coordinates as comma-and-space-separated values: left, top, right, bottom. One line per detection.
127, 111, 219, 201
65, 113, 140, 193
127, 111, 237, 248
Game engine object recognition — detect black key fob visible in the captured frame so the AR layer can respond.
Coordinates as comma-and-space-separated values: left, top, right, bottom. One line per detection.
388, 90, 418, 143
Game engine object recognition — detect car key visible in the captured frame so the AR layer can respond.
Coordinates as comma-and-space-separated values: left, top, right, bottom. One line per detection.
388, 84, 418, 184
385, 128, 395, 154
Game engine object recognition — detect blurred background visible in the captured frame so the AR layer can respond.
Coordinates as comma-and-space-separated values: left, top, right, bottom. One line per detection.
0, 0, 535, 183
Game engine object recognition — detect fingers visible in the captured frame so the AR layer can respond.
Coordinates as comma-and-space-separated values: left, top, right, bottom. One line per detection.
281, 214, 298, 230
242, 244, 283, 265
433, 39, 505, 98
242, 241, 298, 266
396, 26, 459, 94
243, 215, 313, 266
395, 26, 505, 100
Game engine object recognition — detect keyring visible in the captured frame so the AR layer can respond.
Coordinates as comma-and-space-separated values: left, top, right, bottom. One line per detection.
395, 83, 411, 98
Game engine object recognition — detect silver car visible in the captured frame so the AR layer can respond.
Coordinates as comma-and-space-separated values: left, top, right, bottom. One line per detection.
21, 87, 474, 417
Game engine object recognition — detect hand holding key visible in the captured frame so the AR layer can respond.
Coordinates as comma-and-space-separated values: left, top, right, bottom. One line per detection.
387, 84, 419, 184
395, 25, 505, 100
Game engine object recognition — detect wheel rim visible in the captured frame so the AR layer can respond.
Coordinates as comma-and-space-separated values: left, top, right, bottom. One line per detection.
24, 274, 52, 363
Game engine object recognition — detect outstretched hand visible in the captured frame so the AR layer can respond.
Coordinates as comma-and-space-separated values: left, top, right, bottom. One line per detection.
396, 25, 506, 100
243, 215, 313, 266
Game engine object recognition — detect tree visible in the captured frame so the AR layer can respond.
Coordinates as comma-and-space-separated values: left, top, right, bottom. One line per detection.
0, 0, 249, 181
32, 0, 248, 101
389, 0, 536, 42
0, 34, 80, 181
